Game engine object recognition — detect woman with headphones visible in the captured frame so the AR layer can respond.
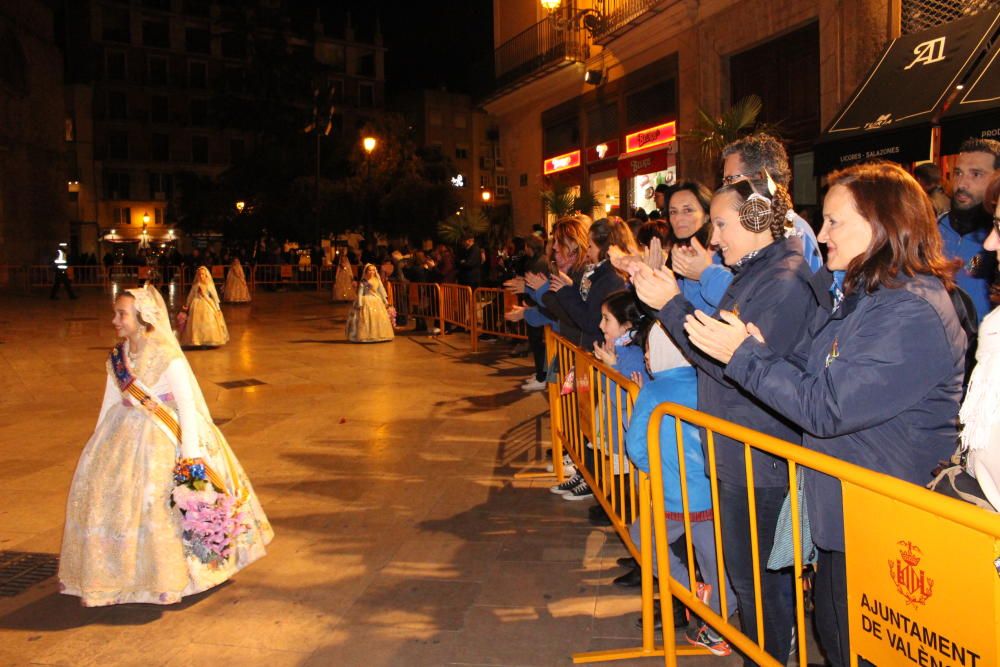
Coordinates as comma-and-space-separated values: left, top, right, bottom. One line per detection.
614, 172, 815, 666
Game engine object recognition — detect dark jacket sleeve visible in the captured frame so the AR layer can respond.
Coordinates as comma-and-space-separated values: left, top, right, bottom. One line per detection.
555, 271, 625, 343
726, 293, 959, 438
658, 267, 814, 384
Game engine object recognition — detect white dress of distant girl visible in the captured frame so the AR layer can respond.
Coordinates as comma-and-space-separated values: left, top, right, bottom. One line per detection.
333, 252, 356, 302
222, 258, 251, 303
179, 266, 229, 347
347, 263, 394, 343
58, 284, 273, 606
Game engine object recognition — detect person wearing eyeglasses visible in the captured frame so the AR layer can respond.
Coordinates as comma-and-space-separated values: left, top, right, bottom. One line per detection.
680, 162, 969, 667
670, 134, 823, 317
612, 172, 815, 666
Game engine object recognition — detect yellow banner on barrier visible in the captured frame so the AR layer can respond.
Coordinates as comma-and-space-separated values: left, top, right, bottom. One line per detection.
844, 482, 999, 667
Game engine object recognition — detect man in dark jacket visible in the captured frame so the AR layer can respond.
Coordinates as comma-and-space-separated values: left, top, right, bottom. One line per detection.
456, 235, 482, 288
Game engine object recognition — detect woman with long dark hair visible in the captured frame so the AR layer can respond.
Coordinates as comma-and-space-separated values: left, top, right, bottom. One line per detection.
683, 162, 967, 666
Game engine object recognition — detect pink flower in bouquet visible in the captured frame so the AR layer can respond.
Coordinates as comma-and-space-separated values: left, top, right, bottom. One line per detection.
174, 486, 247, 565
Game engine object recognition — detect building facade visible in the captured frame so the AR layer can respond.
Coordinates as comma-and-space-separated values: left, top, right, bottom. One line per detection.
397, 89, 506, 222
484, 0, 903, 234
0, 0, 67, 265
60, 0, 386, 256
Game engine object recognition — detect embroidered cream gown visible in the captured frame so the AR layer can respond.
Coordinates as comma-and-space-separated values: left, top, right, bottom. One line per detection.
222, 260, 251, 303
346, 279, 394, 343
59, 340, 273, 606
180, 282, 229, 347
332, 256, 355, 302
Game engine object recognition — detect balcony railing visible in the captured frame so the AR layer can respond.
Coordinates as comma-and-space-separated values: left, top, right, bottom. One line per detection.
492, 18, 589, 95
591, 0, 675, 44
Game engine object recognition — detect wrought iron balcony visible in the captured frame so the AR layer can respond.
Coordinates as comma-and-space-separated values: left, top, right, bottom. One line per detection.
491, 18, 589, 97
590, 0, 675, 44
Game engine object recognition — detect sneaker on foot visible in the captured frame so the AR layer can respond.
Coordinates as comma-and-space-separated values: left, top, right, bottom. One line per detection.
549, 472, 582, 495
522, 378, 547, 392
563, 480, 594, 501
684, 624, 731, 657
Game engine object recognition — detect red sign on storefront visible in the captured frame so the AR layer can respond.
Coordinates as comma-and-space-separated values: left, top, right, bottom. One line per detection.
586, 139, 620, 163
617, 148, 675, 180
543, 150, 582, 175
625, 121, 677, 153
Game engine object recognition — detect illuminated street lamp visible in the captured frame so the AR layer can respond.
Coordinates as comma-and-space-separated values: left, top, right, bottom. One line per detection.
481, 189, 493, 203
236, 200, 246, 213
540, 0, 561, 10
142, 211, 150, 225
362, 136, 377, 154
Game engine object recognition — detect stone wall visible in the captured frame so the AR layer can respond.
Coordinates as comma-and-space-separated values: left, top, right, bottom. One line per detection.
0, 0, 67, 265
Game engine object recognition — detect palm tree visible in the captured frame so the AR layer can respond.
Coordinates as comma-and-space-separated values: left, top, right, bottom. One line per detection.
436, 210, 488, 244
541, 180, 601, 219
685, 95, 782, 163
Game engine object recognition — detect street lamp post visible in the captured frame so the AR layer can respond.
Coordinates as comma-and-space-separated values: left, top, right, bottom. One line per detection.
362, 136, 377, 242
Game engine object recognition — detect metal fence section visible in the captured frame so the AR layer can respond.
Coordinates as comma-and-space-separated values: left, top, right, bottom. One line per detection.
548, 332, 1000, 665
547, 329, 691, 664
901, 0, 998, 33
440, 283, 475, 340
473, 287, 528, 343
591, 0, 675, 44
492, 16, 588, 93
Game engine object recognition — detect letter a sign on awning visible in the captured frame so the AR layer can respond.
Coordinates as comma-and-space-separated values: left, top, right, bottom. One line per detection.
814, 9, 1000, 174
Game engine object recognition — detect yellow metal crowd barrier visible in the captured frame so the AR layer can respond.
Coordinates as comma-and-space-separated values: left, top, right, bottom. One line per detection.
474, 287, 528, 344
441, 282, 475, 342
387, 281, 445, 332
546, 331, 1000, 666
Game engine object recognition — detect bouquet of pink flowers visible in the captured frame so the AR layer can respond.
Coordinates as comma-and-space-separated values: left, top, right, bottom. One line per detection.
387, 305, 397, 324
171, 458, 247, 567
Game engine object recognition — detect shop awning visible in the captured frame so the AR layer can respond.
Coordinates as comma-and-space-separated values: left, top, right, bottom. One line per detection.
814, 9, 1000, 174
941, 11, 1000, 154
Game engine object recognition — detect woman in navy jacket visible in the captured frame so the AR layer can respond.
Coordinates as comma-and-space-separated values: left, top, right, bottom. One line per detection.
683, 162, 967, 667
616, 174, 816, 666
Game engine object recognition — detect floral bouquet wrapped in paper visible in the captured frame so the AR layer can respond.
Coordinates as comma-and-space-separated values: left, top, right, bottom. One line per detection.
171, 458, 247, 567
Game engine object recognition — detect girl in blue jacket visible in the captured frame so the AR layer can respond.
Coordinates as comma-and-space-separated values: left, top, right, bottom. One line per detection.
625, 323, 734, 656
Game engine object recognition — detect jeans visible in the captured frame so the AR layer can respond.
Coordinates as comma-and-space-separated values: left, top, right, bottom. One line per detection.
718, 481, 794, 666
630, 516, 735, 619
814, 549, 875, 667
527, 324, 546, 382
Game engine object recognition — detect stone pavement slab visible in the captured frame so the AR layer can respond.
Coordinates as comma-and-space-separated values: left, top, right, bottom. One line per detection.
0, 289, 755, 666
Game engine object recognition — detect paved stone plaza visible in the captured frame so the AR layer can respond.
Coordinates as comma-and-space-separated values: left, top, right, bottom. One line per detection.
0, 288, 747, 666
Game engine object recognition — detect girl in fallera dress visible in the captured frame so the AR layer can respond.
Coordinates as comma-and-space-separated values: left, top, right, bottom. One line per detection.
222, 258, 251, 303
179, 266, 229, 347
347, 263, 394, 343
59, 284, 273, 607
332, 252, 355, 302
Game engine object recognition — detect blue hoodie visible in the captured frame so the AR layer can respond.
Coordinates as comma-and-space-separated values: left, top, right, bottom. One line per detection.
600, 334, 647, 453
625, 365, 711, 514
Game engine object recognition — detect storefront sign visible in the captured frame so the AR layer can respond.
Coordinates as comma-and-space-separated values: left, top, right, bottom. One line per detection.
543, 150, 582, 175
587, 139, 620, 163
842, 482, 998, 667
617, 148, 674, 180
625, 121, 676, 154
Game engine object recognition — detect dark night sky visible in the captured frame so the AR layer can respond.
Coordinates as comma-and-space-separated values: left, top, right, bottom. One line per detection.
322, 0, 495, 96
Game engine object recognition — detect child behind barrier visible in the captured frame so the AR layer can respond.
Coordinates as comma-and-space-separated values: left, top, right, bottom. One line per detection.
549, 290, 649, 502
625, 323, 734, 656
